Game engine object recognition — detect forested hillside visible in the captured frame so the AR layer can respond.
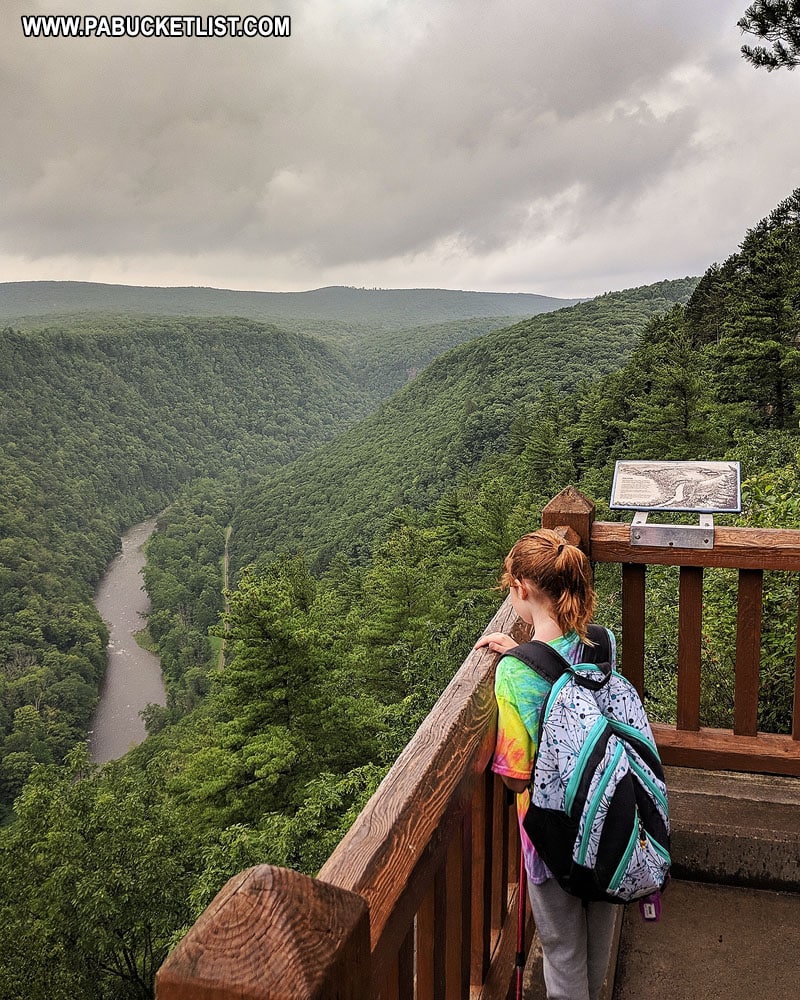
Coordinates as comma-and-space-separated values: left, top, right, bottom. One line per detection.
3, 191, 800, 1000
231, 278, 697, 570
0, 316, 372, 812
1, 282, 580, 403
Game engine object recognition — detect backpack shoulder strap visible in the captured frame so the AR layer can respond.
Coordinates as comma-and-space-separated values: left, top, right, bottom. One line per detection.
505, 638, 571, 684
583, 624, 611, 666
507, 624, 611, 684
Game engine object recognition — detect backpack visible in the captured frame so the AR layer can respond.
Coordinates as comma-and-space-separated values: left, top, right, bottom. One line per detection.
510, 624, 671, 904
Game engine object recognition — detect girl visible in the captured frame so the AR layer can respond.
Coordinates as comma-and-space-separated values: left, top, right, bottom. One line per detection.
475, 528, 617, 1000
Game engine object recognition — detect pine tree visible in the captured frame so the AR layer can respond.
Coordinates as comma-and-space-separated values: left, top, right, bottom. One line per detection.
739, 1, 800, 69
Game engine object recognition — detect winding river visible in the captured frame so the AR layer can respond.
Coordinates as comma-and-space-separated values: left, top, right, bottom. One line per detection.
88, 518, 166, 764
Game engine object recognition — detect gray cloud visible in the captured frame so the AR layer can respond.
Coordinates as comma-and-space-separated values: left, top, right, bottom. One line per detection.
1, 0, 798, 295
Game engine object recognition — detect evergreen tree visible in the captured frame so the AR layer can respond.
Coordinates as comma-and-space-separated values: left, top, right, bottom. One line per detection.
739, 1, 800, 69
710, 193, 800, 428
622, 308, 721, 460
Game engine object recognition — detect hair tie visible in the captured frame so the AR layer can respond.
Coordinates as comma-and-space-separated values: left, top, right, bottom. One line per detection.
557, 543, 565, 554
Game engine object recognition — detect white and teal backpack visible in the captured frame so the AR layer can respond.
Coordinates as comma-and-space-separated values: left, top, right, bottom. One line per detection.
512, 624, 671, 904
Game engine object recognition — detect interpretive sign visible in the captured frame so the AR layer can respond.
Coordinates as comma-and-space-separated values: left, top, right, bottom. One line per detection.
610, 460, 741, 514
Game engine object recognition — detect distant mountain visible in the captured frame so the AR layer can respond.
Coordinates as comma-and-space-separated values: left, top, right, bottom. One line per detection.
0, 281, 579, 329
230, 278, 697, 570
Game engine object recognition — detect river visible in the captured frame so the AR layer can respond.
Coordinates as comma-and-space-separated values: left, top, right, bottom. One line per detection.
88, 518, 166, 764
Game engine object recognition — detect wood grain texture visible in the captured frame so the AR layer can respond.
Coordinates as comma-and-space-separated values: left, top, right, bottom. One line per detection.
621, 563, 646, 695
652, 723, 800, 776
676, 567, 703, 732
417, 883, 435, 1000
591, 522, 800, 571
793, 582, 800, 742
319, 598, 517, 977
470, 770, 492, 991
542, 486, 596, 554
734, 569, 763, 737
155, 865, 370, 1000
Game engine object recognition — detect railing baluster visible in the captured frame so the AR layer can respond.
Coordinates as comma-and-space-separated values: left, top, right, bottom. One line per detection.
490, 774, 508, 939
471, 768, 492, 990
381, 955, 399, 1000
433, 863, 447, 998
794, 579, 800, 741
734, 569, 763, 736
417, 883, 435, 1000
459, 810, 472, 1000
445, 827, 463, 1000
677, 566, 703, 731
398, 924, 414, 1000
506, 794, 519, 902
621, 563, 646, 695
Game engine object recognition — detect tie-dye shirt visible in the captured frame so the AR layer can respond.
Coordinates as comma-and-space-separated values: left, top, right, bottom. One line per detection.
491, 627, 617, 885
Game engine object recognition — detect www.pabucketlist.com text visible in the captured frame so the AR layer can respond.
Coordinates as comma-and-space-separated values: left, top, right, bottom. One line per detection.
20, 14, 291, 39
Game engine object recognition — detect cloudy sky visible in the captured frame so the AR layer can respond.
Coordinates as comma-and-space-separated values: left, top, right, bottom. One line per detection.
2, 0, 798, 298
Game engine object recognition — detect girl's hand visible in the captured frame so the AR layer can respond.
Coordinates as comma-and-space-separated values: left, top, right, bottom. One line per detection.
474, 631, 518, 655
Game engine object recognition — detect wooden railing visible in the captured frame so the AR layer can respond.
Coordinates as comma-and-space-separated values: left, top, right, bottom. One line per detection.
156, 486, 800, 1000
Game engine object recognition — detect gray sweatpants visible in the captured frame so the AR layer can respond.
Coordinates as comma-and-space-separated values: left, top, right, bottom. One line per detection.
528, 877, 618, 1000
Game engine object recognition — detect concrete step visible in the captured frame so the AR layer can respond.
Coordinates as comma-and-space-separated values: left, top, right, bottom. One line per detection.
613, 879, 800, 1000
614, 767, 800, 1000
665, 765, 800, 891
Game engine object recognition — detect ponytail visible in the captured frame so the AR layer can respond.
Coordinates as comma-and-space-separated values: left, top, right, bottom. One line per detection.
500, 528, 595, 641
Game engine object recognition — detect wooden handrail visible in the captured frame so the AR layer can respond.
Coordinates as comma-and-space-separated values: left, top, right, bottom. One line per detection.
591, 521, 800, 571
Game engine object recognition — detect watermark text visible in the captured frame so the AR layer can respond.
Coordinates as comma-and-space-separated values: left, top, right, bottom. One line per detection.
21, 13, 291, 39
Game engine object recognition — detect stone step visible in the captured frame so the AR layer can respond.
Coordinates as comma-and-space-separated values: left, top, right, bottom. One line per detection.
665, 765, 800, 890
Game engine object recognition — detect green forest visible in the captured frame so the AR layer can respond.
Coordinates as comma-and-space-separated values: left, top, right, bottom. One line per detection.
1, 191, 800, 999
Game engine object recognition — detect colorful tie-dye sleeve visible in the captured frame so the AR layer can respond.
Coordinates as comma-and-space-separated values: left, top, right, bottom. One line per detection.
493, 693, 533, 780
491, 655, 551, 780
492, 653, 554, 883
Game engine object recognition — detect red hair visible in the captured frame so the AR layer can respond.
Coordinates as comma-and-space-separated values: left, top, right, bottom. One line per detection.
500, 528, 596, 642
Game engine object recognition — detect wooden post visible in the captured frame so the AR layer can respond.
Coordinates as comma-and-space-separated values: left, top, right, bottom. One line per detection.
155, 865, 371, 1000
541, 487, 596, 557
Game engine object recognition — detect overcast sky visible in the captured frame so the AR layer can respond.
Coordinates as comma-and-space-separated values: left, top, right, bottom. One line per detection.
2, 0, 798, 298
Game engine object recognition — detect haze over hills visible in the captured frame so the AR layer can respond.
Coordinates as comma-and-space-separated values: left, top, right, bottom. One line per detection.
0, 281, 580, 329
0, 280, 586, 401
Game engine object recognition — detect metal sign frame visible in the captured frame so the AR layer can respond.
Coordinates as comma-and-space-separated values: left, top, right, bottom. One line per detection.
610, 460, 742, 550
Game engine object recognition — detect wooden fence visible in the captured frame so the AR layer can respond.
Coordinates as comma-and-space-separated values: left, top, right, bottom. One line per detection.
156, 486, 800, 1000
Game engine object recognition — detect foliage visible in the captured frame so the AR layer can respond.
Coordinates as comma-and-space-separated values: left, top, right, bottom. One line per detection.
739, 0, 800, 69
0, 747, 200, 1000
1, 284, 578, 402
